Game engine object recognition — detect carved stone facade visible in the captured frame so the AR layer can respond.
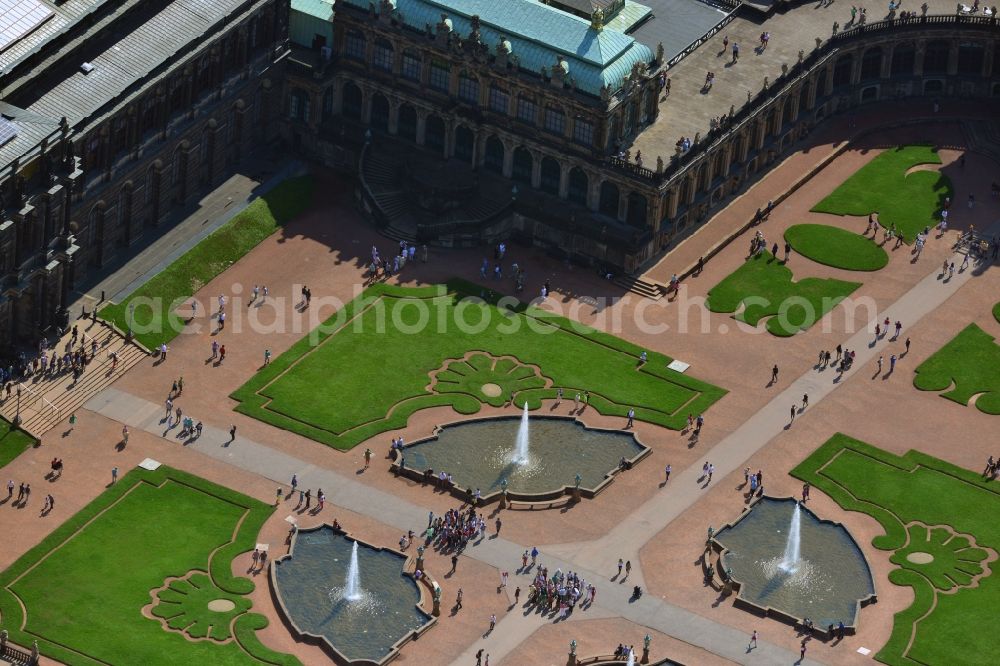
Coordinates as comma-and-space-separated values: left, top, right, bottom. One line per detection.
292, 9, 999, 273
0, 0, 290, 348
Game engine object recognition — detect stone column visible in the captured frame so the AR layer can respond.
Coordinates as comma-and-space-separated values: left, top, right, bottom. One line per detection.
415, 110, 428, 146
443, 118, 455, 159
983, 43, 995, 78
388, 99, 401, 135
913, 41, 925, 76
947, 43, 959, 76
361, 86, 373, 125
530, 150, 542, 189
617, 187, 629, 223
667, 187, 679, 219
824, 63, 835, 95
587, 177, 601, 211
881, 47, 893, 79
806, 75, 819, 109
558, 163, 570, 199
501, 140, 515, 178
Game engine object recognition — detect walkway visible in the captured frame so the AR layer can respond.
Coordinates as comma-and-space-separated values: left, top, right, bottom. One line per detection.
84, 386, 813, 666
632, 1, 962, 156
546, 237, 994, 577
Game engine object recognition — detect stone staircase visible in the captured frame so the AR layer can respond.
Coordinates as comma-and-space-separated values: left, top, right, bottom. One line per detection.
613, 274, 667, 300
963, 119, 1000, 167
361, 150, 417, 242
0, 323, 148, 439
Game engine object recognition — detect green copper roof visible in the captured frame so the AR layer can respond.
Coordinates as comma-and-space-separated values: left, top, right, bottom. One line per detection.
341, 0, 653, 96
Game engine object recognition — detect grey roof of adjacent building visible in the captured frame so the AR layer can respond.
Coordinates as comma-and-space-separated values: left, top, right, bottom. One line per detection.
0, 101, 60, 174
26, 0, 249, 128
629, 0, 729, 61
0, 0, 109, 78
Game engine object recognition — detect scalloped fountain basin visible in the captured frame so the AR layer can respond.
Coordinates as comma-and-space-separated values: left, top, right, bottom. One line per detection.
715, 497, 875, 627
272, 527, 430, 663
404, 416, 645, 496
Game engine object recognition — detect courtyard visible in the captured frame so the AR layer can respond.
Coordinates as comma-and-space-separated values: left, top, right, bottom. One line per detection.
2, 88, 1000, 666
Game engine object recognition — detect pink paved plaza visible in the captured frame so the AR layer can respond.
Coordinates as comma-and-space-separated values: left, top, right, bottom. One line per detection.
2, 112, 1000, 665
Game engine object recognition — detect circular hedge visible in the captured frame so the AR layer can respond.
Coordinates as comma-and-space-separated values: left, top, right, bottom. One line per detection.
785, 224, 889, 271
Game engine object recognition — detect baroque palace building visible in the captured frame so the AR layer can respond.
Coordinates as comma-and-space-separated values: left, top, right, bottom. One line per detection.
0, 0, 289, 348
3, 0, 1000, 347
285, 0, 1000, 274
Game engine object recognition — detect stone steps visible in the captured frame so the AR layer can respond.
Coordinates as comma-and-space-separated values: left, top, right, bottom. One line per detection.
0, 328, 147, 438
613, 274, 666, 300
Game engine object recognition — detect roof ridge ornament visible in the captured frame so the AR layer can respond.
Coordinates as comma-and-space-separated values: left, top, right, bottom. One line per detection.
591, 7, 605, 32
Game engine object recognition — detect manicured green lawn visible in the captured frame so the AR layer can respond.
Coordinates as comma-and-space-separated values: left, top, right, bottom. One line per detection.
0, 466, 299, 666
0, 418, 35, 468
792, 434, 1000, 666
993, 301, 1000, 325
232, 280, 726, 450
913, 323, 1000, 415
811, 145, 953, 242
705, 252, 860, 336
784, 223, 889, 271
100, 176, 315, 350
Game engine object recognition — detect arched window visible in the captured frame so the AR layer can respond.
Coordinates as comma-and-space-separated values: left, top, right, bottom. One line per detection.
923, 40, 950, 75
345, 30, 366, 61
540, 157, 560, 195
484, 136, 504, 173
860, 47, 882, 81
599, 181, 619, 217
568, 168, 588, 205
458, 72, 480, 105
401, 49, 421, 81
373, 38, 393, 71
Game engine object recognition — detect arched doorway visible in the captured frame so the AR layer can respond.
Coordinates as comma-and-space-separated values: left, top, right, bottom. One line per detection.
540, 157, 560, 195
370, 93, 390, 132
454, 125, 474, 163
860, 47, 883, 81
627, 192, 647, 227
398, 105, 417, 141
832, 54, 853, 89
425, 115, 445, 150
484, 136, 504, 173
568, 168, 588, 206
342, 82, 362, 120
599, 181, 619, 217
512, 147, 532, 184
891, 43, 915, 75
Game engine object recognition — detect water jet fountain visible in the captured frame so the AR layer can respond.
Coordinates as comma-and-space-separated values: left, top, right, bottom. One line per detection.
778, 502, 802, 573
343, 541, 362, 601
512, 403, 530, 465
711, 497, 875, 628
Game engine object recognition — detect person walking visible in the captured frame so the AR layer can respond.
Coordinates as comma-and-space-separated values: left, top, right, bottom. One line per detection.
877, 355, 883, 374
790, 405, 796, 423
905, 337, 911, 354
364, 448, 372, 469
488, 614, 496, 633
732, 41, 740, 63
229, 424, 237, 442
121, 425, 129, 447
664, 464, 672, 483
802, 394, 809, 410
749, 630, 758, 650
617, 558, 624, 577
211, 340, 219, 359
291, 474, 298, 494
111, 466, 119, 484
625, 560, 632, 579
456, 588, 463, 610
771, 364, 779, 383
495, 518, 502, 536
626, 408, 635, 428
264, 349, 271, 366
890, 354, 897, 373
